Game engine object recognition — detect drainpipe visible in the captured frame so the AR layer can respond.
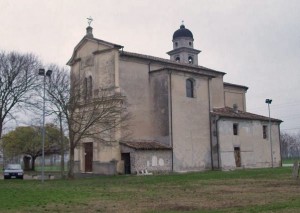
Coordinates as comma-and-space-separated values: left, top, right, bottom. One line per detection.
168, 70, 174, 172
215, 116, 221, 169
207, 78, 214, 170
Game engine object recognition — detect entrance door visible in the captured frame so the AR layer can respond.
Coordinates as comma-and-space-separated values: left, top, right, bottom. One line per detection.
121, 153, 131, 174
84, 142, 93, 172
234, 147, 241, 167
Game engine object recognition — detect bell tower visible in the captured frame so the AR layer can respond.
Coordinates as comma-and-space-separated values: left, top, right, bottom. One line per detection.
167, 23, 201, 65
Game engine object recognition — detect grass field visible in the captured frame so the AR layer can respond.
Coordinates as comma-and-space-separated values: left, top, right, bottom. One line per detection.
282, 158, 300, 164
0, 167, 300, 212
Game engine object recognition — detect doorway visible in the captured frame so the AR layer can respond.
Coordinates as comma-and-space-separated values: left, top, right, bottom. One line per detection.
234, 147, 241, 167
84, 142, 93, 172
121, 153, 131, 174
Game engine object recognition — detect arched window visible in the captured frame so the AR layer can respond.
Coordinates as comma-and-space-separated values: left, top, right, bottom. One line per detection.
186, 78, 194, 98
188, 56, 194, 64
88, 76, 93, 97
175, 56, 180, 62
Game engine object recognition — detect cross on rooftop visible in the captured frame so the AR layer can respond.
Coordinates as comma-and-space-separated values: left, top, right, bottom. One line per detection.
87, 16, 93, 26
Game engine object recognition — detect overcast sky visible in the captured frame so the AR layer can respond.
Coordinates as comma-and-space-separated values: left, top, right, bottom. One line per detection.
0, 0, 299, 133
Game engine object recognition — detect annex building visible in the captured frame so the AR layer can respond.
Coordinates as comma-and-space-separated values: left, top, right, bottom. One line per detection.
68, 23, 282, 175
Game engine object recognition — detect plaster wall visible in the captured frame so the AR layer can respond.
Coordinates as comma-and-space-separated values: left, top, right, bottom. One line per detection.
71, 40, 122, 173
218, 119, 281, 170
210, 77, 225, 108
224, 86, 246, 111
171, 72, 211, 171
119, 59, 169, 144
121, 146, 172, 174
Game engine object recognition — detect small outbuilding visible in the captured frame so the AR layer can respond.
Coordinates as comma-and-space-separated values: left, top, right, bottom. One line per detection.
120, 141, 172, 174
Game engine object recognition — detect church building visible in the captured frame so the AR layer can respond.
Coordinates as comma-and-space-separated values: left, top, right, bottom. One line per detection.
67, 23, 282, 175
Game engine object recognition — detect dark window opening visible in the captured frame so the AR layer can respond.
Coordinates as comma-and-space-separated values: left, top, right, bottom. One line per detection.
234, 147, 241, 167
175, 42, 178, 47
233, 123, 238, 135
186, 78, 194, 98
263, 125, 267, 139
175, 56, 180, 62
188, 56, 193, 64
189, 41, 192, 46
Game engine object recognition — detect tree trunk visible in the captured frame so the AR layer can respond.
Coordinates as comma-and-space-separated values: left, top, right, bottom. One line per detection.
31, 156, 36, 171
23, 156, 31, 171
68, 146, 75, 179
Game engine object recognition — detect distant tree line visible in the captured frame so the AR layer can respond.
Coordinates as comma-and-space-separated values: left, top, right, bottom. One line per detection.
281, 132, 300, 159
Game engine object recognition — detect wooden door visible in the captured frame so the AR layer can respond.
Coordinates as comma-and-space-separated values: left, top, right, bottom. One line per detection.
121, 153, 131, 174
84, 142, 93, 172
234, 147, 241, 167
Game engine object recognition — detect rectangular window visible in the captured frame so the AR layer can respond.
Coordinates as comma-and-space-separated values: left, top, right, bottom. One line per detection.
263, 125, 267, 139
233, 123, 238, 135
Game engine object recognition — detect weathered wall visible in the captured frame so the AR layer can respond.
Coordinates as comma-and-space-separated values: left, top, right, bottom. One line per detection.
217, 119, 281, 170
171, 72, 212, 171
71, 39, 122, 173
119, 58, 170, 145
121, 146, 172, 174
224, 85, 247, 111
210, 76, 225, 109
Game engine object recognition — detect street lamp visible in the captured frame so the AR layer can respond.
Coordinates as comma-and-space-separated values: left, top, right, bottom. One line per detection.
38, 68, 52, 182
265, 99, 273, 168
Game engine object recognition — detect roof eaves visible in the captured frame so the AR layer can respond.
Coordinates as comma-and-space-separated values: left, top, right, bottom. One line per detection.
224, 82, 249, 90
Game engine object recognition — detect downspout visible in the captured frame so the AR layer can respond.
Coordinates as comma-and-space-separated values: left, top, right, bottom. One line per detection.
168, 70, 174, 172
208, 78, 214, 170
216, 116, 221, 169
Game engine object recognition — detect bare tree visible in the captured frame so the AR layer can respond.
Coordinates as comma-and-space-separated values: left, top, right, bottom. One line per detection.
45, 66, 129, 179
281, 132, 300, 159
0, 50, 40, 143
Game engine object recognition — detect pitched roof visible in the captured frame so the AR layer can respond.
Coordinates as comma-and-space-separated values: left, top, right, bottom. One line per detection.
120, 141, 172, 150
224, 82, 248, 90
212, 107, 282, 123
67, 36, 123, 65
120, 51, 225, 76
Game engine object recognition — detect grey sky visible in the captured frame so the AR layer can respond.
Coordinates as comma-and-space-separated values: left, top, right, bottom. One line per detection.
1, 0, 299, 133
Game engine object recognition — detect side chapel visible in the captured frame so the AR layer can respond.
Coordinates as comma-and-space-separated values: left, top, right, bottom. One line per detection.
67, 22, 282, 174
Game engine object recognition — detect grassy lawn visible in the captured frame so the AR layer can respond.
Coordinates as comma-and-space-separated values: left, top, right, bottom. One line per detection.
282, 158, 300, 164
0, 167, 300, 212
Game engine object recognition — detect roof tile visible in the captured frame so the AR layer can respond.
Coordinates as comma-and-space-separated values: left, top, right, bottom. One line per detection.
120, 141, 172, 150
212, 107, 282, 123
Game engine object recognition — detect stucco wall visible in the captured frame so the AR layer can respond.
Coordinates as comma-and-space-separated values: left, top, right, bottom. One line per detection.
121, 145, 172, 174
71, 40, 122, 173
224, 85, 246, 111
119, 58, 170, 145
210, 77, 225, 108
171, 72, 212, 171
218, 119, 281, 170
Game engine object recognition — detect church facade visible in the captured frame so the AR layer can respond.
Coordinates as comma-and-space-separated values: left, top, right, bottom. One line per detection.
67, 24, 282, 175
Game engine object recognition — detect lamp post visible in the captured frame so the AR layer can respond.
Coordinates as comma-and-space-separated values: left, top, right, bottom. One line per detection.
265, 99, 273, 168
38, 69, 52, 182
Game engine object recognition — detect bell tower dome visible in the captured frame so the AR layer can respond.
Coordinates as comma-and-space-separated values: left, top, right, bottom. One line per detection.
167, 23, 201, 65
